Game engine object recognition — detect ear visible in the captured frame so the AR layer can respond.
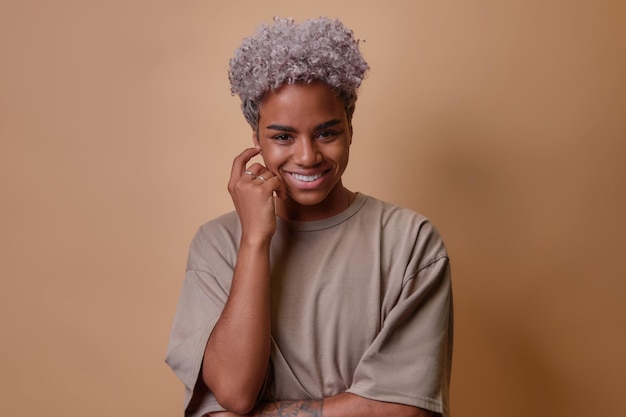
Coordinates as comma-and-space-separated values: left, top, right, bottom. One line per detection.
252, 129, 263, 155
252, 129, 259, 145
349, 124, 353, 145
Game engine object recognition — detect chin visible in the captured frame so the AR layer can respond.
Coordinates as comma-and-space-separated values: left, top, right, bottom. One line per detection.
287, 191, 330, 207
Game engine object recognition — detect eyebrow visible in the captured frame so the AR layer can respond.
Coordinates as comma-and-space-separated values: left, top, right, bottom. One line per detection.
266, 119, 342, 133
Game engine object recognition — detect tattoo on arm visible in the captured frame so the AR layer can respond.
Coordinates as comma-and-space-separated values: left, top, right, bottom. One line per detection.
255, 400, 323, 417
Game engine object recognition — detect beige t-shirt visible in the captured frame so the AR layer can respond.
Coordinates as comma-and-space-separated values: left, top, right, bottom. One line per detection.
166, 193, 453, 416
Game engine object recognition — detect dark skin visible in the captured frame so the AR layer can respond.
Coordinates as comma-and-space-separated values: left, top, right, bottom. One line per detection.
211, 393, 433, 417
204, 83, 436, 417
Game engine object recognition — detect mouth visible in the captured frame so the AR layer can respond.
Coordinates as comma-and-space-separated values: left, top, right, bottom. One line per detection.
290, 172, 324, 182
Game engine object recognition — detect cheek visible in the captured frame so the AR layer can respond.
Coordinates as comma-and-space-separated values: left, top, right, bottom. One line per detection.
260, 147, 282, 174
333, 142, 351, 165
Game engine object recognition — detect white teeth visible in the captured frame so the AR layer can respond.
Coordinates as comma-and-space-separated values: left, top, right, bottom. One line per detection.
292, 172, 322, 182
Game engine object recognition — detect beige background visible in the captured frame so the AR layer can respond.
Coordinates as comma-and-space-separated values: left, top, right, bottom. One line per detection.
1, 1, 625, 416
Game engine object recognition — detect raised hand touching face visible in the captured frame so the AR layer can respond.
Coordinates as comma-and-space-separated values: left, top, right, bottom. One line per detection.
228, 146, 286, 243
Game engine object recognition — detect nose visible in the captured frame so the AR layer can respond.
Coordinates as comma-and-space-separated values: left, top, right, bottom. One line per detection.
293, 138, 322, 166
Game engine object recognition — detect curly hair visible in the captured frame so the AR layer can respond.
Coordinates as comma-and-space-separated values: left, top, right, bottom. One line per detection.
228, 17, 369, 130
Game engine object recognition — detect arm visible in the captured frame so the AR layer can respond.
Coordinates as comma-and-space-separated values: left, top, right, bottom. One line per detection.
202, 147, 284, 414
211, 392, 434, 417
213, 240, 451, 417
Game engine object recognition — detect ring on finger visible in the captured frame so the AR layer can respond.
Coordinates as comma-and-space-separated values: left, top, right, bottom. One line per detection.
256, 175, 266, 182
243, 170, 256, 179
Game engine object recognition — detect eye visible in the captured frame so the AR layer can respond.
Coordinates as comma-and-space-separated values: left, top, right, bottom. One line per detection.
317, 130, 337, 139
272, 133, 293, 142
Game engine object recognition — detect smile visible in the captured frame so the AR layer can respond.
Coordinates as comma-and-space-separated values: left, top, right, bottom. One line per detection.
290, 172, 323, 182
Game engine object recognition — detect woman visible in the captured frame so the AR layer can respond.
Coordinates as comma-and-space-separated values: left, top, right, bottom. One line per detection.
166, 17, 453, 417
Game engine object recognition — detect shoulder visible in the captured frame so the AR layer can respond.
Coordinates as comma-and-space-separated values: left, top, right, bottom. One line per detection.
196, 211, 241, 239
360, 195, 441, 236
187, 211, 241, 271
359, 195, 448, 265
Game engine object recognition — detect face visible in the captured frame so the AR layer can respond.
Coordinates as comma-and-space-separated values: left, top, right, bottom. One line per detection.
255, 82, 353, 221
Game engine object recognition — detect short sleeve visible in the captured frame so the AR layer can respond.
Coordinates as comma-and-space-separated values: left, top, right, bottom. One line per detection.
347, 255, 453, 417
165, 229, 233, 416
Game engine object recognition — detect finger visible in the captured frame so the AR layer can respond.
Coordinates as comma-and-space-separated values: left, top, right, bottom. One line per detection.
242, 170, 257, 180
230, 147, 261, 179
253, 167, 275, 183
244, 162, 268, 177
264, 176, 287, 200
274, 183, 287, 201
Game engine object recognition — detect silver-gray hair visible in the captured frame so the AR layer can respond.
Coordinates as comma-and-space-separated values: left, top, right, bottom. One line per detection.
228, 17, 369, 130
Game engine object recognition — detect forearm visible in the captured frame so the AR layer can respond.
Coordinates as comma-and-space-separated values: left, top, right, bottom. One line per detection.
321, 393, 433, 417
211, 393, 433, 417
202, 238, 272, 413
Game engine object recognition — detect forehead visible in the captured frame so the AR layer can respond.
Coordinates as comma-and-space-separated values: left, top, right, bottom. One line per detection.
259, 82, 346, 125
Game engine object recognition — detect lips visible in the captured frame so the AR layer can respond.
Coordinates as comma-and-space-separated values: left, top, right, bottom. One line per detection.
290, 172, 323, 182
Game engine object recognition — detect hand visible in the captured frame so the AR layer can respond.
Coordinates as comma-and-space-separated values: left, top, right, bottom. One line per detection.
228, 147, 285, 244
